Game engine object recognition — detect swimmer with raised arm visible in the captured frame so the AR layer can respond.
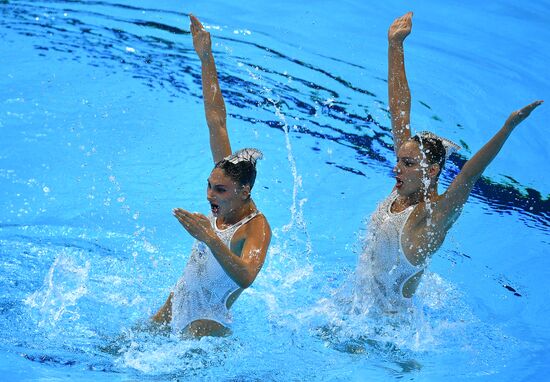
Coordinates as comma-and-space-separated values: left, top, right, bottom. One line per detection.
354, 12, 542, 314
152, 14, 271, 337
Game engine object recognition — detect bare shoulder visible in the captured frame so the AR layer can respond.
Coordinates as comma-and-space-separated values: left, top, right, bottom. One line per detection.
234, 213, 271, 243
247, 213, 271, 238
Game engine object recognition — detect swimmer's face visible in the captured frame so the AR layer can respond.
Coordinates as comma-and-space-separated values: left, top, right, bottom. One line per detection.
394, 140, 437, 197
207, 168, 249, 217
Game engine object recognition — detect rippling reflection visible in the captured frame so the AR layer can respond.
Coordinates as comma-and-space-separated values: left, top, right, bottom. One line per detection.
0, 2, 548, 380
2, 0, 547, 230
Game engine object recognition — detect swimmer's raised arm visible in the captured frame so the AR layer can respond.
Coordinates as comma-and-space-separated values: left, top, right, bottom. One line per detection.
433, 100, 543, 229
173, 208, 271, 288
190, 14, 232, 163
388, 12, 413, 157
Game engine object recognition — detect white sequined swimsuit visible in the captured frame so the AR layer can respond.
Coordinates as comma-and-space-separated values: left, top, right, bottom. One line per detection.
354, 191, 425, 313
171, 211, 261, 331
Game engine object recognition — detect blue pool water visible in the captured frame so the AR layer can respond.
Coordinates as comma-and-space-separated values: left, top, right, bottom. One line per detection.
1, 0, 549, 380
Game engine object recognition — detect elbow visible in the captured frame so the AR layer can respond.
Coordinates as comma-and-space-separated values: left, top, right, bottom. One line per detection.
238, 281, 252, 289
206, 111, 226, 130
237, 278, 253, 289
237, 273, 256, 289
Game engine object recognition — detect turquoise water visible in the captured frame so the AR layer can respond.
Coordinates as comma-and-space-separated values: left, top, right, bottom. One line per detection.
1, 0, 549, 380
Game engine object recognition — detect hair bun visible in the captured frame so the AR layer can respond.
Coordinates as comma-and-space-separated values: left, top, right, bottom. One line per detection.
224, 148, 264, 166
415, 131, 461, 158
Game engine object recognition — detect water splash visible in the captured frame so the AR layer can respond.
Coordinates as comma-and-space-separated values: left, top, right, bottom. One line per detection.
299, 268, 521, 366
112, 328, 241, 376
24, 249, 90, 328
415, 134, 435, 228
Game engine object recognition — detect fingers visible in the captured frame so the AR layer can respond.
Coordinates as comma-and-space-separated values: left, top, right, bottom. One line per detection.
173, 208, 192, 226
401, 12, 413, 27
189, 14, 204, 34
389, 11, 413, 39
173, 208, 192, 222
400, 11, 413, 21
173, 208, 212, 241
174, 209, 206, 219
518, 100, 543, 116
173, 208, 207, 226
527, 100, 543, 111
394, 11, 413, 24
506, 100, 543, 127
190, 15, 197, 36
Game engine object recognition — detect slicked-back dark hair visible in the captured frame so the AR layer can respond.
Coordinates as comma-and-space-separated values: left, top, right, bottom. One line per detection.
214, 159, 257, 190
411, 135, 446, 176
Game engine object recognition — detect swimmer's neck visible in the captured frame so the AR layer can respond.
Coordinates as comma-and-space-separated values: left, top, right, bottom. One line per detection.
217, 199, 257, 227
397, 183, 439, 209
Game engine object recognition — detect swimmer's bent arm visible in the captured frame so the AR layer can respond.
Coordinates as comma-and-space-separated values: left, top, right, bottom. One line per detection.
190, 14, 232, 164
388, 12, 413, 156
206, 216, 271, 288
433, 100, 543, 229
174, 208, 271, 288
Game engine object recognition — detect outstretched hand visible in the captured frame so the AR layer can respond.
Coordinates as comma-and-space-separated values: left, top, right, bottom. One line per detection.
173, 208, 215, 243
388, 12, 413, 43
190, 14, 212, 61
504, 100, 543, 129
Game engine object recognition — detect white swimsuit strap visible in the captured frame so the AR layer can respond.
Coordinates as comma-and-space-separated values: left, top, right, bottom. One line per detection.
232, 210, 261, 230
212, 210, 261, 233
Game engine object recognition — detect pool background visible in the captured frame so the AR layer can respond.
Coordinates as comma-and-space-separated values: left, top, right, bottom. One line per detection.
1, 0, 549, 380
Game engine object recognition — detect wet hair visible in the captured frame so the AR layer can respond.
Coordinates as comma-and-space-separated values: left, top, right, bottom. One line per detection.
411, 134, 446, 176
214, 159, 257, 190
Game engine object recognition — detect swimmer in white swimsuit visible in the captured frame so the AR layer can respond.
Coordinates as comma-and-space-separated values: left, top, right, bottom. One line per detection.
151, 15, 271, 337
354, 12, 542, 313
355, 190, 425, 314
170, 210, 263, 331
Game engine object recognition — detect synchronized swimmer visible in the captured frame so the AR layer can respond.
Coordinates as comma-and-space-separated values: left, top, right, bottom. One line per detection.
354, 12, 542, 314
151, 12, 542, 335
151, 15, 271, 337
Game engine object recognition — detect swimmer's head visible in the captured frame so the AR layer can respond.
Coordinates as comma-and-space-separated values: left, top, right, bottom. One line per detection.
214, 148, 263, 194
207, 149, 262, 216
394, 132, 461, 198
411, 135, 446, 177
411, 131, 461, 177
